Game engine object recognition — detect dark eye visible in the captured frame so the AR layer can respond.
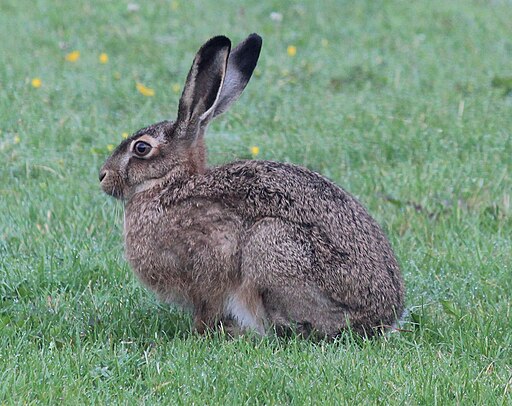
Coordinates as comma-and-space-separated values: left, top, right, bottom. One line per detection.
133, 141, 152, 157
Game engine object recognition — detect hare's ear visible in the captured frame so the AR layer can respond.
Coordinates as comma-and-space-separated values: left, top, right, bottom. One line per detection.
212, 33, 262, 118
176, 36, 231, 140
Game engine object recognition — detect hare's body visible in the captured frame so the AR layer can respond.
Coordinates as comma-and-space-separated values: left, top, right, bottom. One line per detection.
100, 34, 405, 338
124, 159, 404, 337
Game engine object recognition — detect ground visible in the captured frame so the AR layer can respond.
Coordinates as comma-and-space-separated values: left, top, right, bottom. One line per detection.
0, 0, 511, 403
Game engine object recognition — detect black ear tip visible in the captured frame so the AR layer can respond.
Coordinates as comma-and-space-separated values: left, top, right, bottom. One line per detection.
204, 35, 232, 50
230, 33, 262, 77
248, 33, 263, 45
246, 33, 263, 52
197, 36, 232, 69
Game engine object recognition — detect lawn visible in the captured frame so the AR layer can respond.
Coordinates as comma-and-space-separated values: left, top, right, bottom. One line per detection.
1, 0, 511, 403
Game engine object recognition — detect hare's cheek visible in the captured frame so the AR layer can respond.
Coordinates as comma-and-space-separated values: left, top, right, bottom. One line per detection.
126, 159, 148, 185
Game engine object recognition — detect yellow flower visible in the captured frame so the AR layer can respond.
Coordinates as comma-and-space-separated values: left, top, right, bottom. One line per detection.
14, 135, 21, 144
65, 50, 80, 62
171, 83, 181, 94
122, 132, 129, 139
250, 146, 260, 157
99, 53, 109, 64
107, 144, 115, 152
136, 82, 155, 97
287, 45, 297, 57
31, 78, 42, 88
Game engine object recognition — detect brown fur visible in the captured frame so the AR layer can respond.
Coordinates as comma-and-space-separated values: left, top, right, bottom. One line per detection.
99, 34, 404, 338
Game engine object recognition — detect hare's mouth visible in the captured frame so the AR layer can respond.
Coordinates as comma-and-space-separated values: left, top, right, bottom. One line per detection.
100, 171, 125, 200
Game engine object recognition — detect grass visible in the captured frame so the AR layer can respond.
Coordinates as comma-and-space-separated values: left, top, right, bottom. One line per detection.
1, 0, 511, 403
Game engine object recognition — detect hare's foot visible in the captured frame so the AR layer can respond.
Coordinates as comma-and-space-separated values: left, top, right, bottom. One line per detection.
192, 300, 222, 334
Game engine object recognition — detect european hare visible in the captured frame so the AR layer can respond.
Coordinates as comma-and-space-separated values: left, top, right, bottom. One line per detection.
100, 34, 404, 338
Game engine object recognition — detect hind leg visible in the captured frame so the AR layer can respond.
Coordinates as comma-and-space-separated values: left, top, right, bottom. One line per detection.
261, 284, 350, 338
241, 218, 349, 338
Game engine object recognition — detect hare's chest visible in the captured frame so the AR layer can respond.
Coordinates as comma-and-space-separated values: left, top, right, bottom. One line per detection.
123, 198, 243, 298
123, 200, 185, 294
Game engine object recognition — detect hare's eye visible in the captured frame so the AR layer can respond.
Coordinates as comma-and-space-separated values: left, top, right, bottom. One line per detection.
133, 141, 152, 157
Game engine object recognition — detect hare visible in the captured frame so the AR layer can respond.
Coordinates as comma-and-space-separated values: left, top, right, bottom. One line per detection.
100, 34, 405, 338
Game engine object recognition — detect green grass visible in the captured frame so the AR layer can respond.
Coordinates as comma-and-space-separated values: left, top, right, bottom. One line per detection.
1, 0, 511, 403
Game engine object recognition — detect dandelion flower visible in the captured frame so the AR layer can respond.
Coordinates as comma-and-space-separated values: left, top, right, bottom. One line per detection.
136, 82, 155, 97
99, 53, 109, 64
14, 135, 21, 144
250, 146, 260, 157
122, 132, 129, 139
31, 78, 42, 88
171, 83, 181, 94
107, 144, 115, 152
287, 45, 297, 57
65, 50, 80, 62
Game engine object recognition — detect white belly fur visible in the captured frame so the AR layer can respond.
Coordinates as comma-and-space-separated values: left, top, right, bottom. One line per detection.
224, 290, 266, 335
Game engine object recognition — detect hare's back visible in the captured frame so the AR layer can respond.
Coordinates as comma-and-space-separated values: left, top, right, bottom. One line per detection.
208, 160, 378, 232
170, 159, 394, 259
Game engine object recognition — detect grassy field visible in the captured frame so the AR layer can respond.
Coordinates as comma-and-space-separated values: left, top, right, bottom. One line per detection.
1, 0, 511, 403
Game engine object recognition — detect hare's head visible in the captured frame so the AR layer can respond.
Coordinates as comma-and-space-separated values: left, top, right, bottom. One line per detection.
99, 34, 262, 200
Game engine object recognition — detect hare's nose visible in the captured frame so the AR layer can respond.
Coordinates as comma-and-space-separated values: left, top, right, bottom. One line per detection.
99, 169, 108, 182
